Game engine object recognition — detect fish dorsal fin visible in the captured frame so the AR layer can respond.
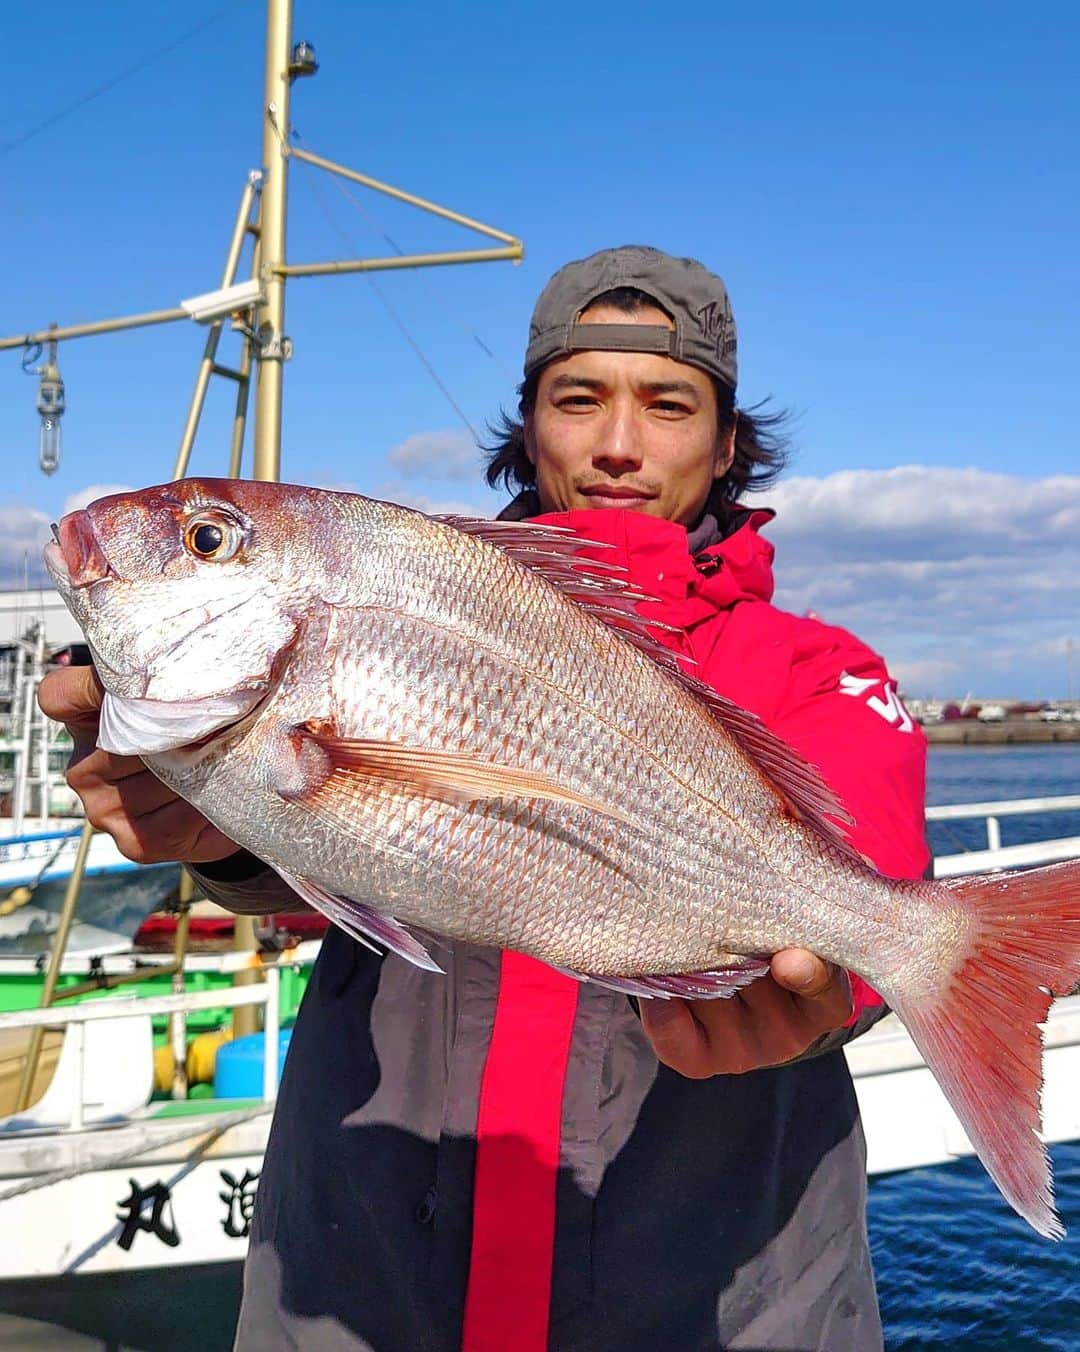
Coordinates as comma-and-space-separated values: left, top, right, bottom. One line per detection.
438, 514, 863, 864
672, 675, 864, 862
433, 515, 681, 663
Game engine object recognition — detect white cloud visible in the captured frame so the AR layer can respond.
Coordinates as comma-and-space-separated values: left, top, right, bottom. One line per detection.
374, 482, 489, 518
757, 467, 1080, 698
0, 504, 51, 586
386, 430, 480, 482
61, 482, 133, 514
0, 484, 134, 588
764, 466, 1080, 561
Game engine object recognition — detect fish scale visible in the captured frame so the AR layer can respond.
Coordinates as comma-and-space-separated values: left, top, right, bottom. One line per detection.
210, 596, 899, 973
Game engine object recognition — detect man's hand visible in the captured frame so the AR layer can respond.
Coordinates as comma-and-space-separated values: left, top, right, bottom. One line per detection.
640, 949, 853, 1078
38, 665, 241, 865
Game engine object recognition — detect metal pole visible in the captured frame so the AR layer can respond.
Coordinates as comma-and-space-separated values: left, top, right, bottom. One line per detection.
10, 639, 30, 832
168, 869, 194, 1099
173, 174, 261, 480
15, 820, 95, 1111
32, 625, 48, 823
279, 245, 523, 278
231, 0, 292, 1031
262, 965, 280, 1102
288, 145, 522, 244
0, 307, 188, 351
228, 227, 260, 478
228, 336, 253, 478
252, 0, 292, 484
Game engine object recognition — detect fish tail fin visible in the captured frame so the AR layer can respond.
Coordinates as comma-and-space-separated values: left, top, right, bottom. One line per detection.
889, 858, 1080, 1239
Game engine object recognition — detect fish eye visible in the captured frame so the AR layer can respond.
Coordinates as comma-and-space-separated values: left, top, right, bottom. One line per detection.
182, 511, 243, 562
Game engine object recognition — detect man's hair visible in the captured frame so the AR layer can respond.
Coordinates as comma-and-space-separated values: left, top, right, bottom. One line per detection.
483, 287, 790, 518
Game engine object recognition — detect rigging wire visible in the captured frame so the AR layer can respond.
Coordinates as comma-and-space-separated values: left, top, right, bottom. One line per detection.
290, 128, 518, 384
293, 151, 482, 443
0, 0, 252, 157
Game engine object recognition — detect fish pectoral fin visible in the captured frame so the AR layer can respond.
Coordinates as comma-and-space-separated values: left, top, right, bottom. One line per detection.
551, 957, 770, 1000
291, 721, 633, 825
270, 865, 444, 973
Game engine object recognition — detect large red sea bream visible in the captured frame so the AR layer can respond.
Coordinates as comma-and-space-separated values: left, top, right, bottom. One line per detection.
45, 477, 1080, 1237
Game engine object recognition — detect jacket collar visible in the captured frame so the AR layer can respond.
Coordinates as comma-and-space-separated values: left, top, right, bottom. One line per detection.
524, 506, 776, 628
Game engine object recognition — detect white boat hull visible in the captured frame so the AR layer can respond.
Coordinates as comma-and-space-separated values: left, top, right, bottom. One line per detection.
0, 1111, 269, 1278
0, 823, 134, 891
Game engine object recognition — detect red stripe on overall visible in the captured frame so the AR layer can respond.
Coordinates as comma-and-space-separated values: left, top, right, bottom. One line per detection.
462, 952, 580, 1352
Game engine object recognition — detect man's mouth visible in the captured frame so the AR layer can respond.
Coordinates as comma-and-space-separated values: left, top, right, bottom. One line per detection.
578, 485, 656, 507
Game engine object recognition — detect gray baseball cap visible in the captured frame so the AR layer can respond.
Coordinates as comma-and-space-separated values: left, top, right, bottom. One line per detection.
524, 245, 737, 393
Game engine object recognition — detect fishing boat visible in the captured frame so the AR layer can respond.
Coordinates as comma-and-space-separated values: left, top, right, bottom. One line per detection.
0, 621, 179, 961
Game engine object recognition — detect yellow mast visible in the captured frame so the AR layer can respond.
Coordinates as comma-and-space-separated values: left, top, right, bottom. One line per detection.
252, 0, 292, 483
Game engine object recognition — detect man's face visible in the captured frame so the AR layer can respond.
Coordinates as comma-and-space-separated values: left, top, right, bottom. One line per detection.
524, 302, 733, 526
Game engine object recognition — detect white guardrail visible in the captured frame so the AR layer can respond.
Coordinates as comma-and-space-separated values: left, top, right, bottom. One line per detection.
929, 794, 1080, 877
0, 939, 322, 1133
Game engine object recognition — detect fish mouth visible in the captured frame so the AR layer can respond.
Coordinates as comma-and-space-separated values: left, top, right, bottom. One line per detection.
48, 510, 116, 589
44, 520, 142, 685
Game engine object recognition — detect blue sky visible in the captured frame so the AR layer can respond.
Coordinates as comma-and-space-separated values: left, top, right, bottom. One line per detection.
2, 0, 1077, 698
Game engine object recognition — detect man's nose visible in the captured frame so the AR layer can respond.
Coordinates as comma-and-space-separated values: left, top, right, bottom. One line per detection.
592, 404, 643, 473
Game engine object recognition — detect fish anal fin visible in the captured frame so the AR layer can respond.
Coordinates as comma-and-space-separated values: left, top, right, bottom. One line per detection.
553, 957, 770, 1000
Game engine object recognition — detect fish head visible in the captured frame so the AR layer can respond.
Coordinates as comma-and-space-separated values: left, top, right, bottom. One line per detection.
43, 477, 344, 753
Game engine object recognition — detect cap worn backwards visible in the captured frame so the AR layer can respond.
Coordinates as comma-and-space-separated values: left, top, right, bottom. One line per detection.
524, 245, 737, 394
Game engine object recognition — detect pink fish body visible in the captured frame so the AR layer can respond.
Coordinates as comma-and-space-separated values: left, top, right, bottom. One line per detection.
45, 478, 1080, 1237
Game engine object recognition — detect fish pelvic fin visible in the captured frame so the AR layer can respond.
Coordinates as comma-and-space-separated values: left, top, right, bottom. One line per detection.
890, 857, 1080, 1239
290, 721, 635, 826
270, 865, 444, 972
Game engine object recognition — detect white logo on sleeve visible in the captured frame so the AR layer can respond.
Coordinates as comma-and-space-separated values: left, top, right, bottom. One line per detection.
838, 672, 914, 733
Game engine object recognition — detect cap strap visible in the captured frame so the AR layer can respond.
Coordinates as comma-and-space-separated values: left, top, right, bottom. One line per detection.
566, 323, 676, 356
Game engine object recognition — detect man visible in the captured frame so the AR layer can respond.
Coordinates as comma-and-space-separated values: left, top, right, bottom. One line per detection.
40, 245, 928, 1351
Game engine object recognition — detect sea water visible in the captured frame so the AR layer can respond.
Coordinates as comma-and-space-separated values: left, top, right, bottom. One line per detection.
870, 744, 1080, 1350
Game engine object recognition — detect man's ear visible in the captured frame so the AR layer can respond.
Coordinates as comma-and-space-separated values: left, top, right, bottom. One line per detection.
713, 411, 738, 480
523, 414, 537, 467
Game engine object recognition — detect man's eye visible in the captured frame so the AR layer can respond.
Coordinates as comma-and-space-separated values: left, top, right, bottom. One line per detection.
653, 401, 691, 415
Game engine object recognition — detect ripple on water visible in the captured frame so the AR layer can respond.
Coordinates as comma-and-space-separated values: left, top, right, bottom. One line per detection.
869, 1142, 1080, 1349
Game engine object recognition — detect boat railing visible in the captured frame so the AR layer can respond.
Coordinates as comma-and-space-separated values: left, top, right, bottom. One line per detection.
928, 793, 1080, 876
0, 938, 321, 1133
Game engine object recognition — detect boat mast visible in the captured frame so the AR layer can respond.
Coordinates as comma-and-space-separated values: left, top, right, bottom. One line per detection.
253, 0, 292, 483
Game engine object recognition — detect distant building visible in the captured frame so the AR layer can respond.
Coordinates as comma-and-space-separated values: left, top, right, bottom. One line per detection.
0, 588, 83, 650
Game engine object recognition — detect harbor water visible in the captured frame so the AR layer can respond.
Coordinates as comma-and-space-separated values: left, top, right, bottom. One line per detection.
871, 744, 1080, 1349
